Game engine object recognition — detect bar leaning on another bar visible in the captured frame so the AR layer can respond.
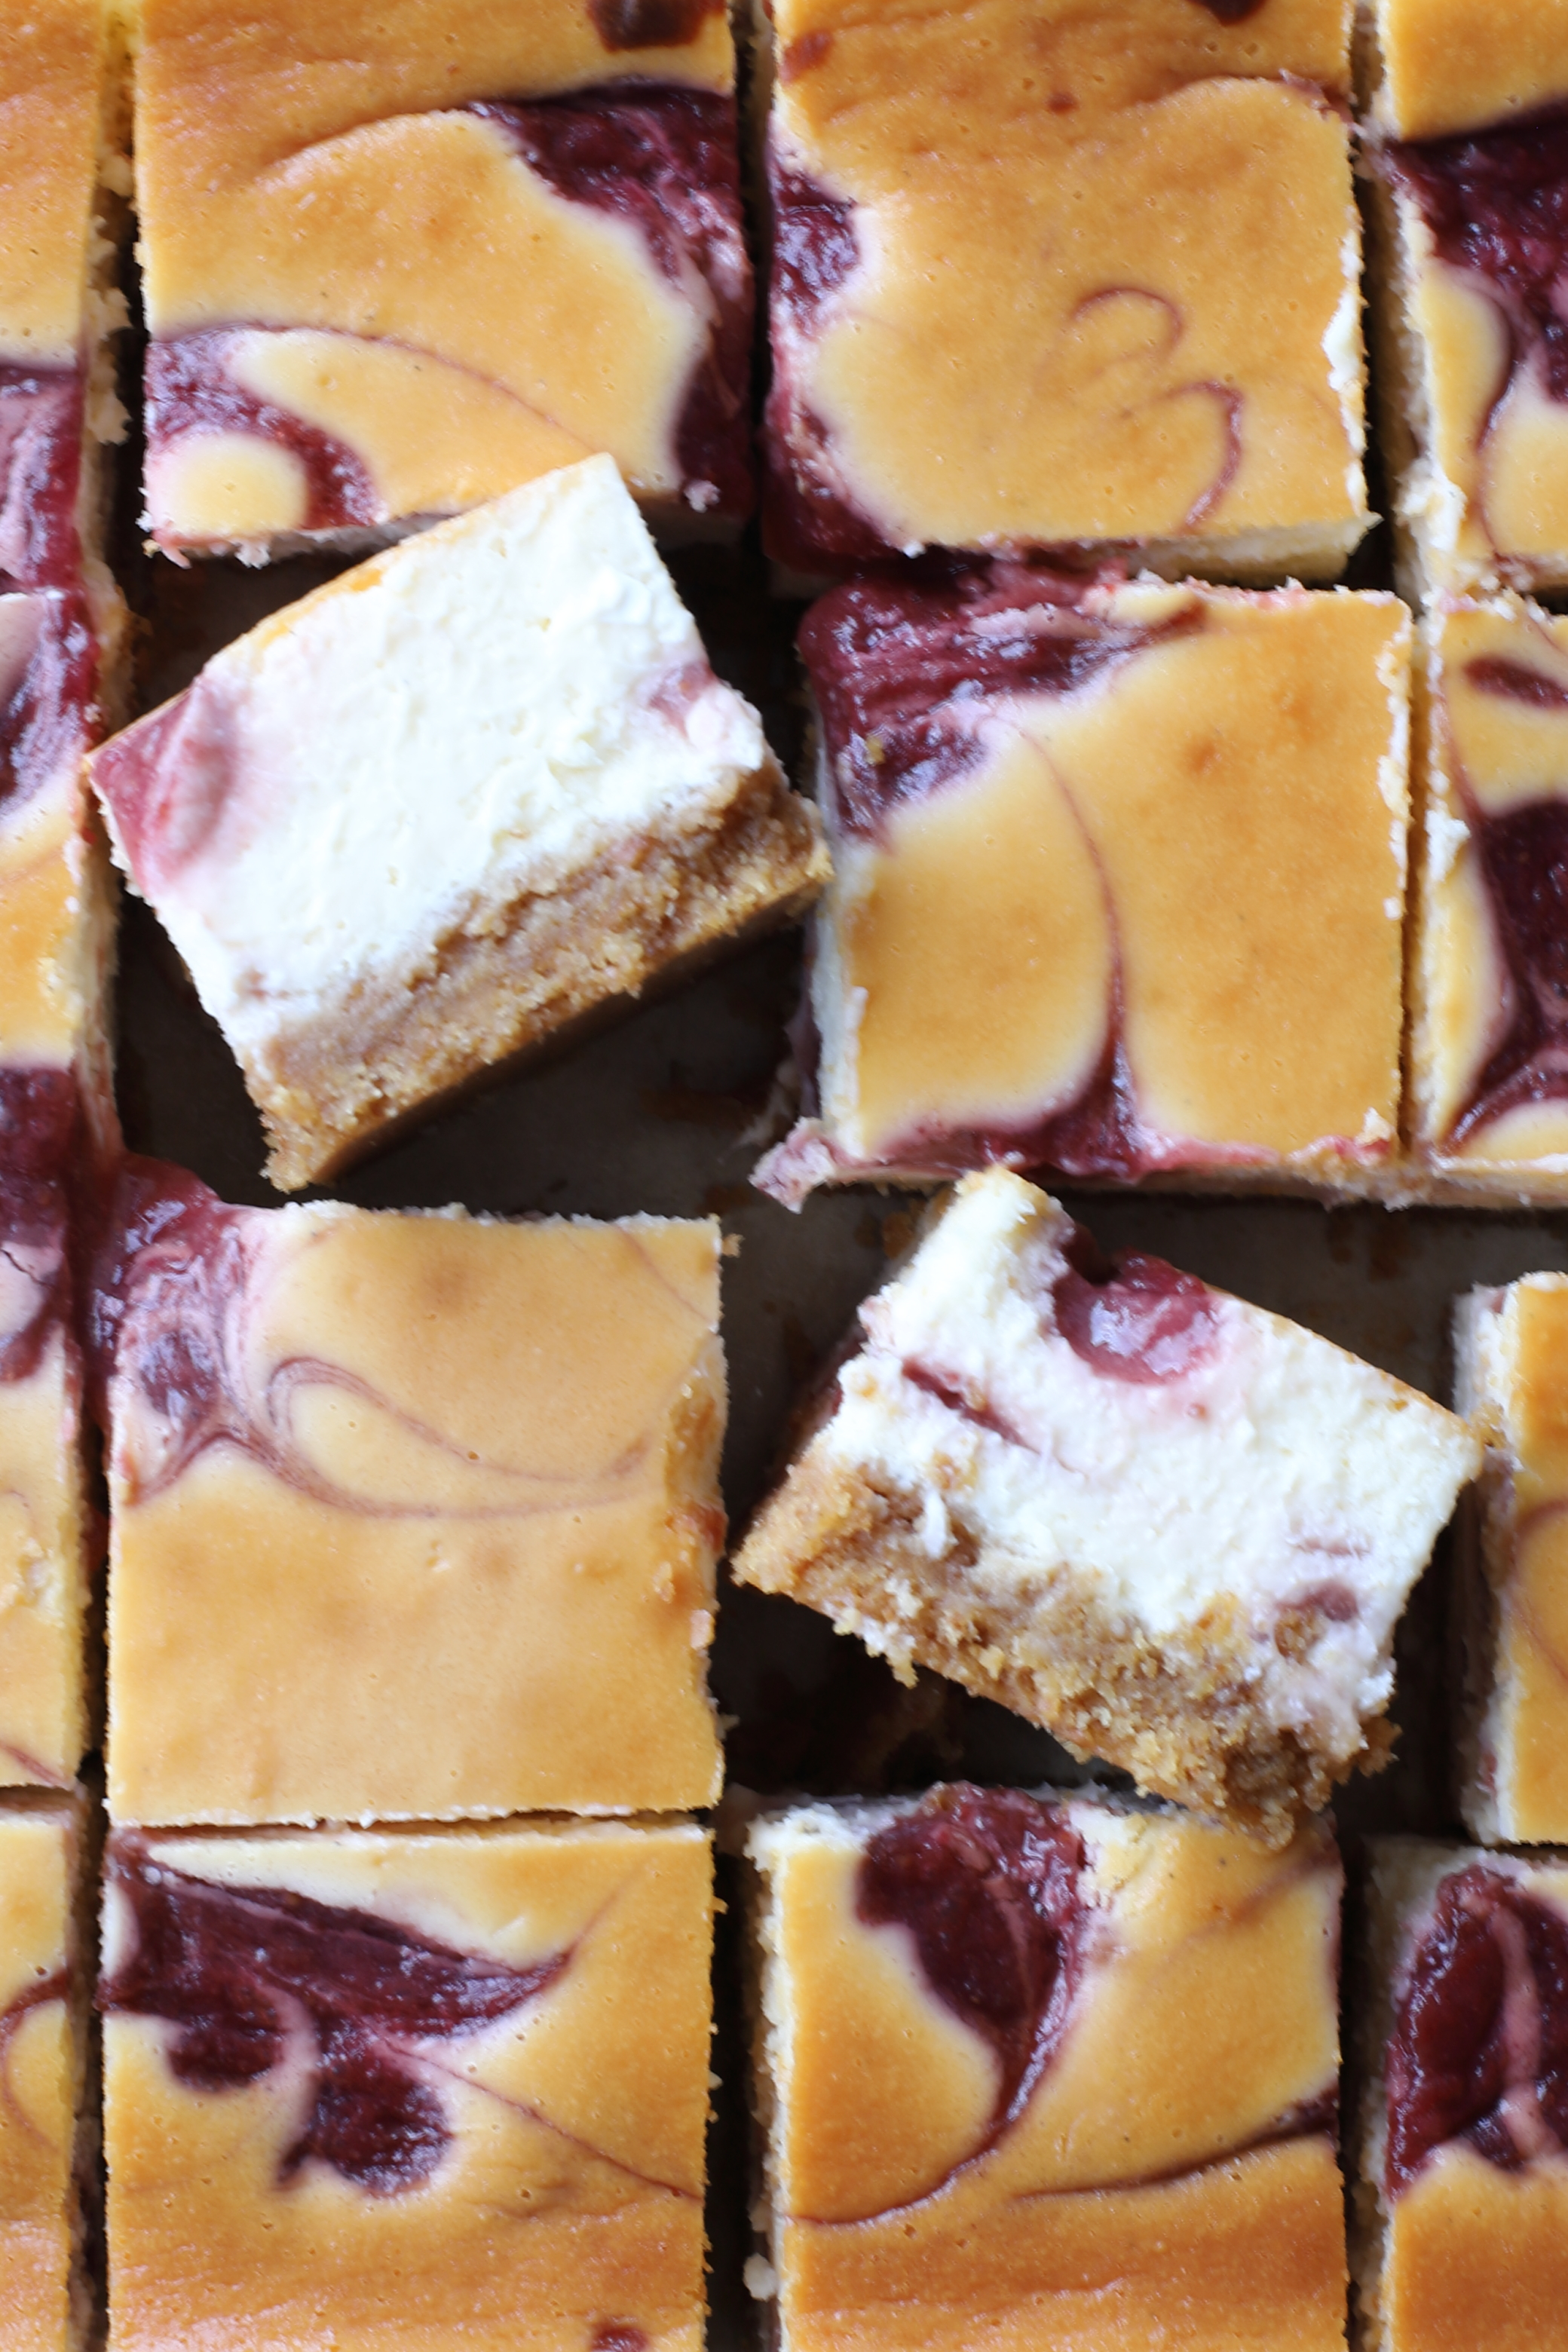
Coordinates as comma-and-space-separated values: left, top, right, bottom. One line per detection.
89, 458, 826, 1191
734, 1168, 1481, 1841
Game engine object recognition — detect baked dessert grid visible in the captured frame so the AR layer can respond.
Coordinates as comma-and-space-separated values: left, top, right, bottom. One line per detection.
13, 1, 1568, 2344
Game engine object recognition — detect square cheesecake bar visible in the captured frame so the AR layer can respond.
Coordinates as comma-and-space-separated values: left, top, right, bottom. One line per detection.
733, 1168, 1480, 1839
748, 1786, 1347, 2352
1364, 0, 1568, 596
101, 1818, 714, 2352
1453, 1273, 1568, 1842
90, 458, 825, 1192
0, 1793, 87, 2352
0, 0, 128, 593
757, 571, 1410, 1205
764, 0, 1368, 579
95, 1159, 726, 1826
134, 0, 752, 557
1408, 593, 1568, 1195
1354, 1839, 1568, 2351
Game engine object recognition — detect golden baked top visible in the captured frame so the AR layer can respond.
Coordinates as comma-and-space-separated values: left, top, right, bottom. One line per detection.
0, 1796, 78, 2344
1371, 1847, 1568, 2352
101, 1818, 714, 2352
133, 0, 748, 539
764, 575, 1407, 1198
1412, 595, 1568, 1167
101, 1166, 726, 1824
767, 0, 1364, 562
0, 0, 121, 363
1370, 0, 1568, 139
752, 1787, 1346, 2352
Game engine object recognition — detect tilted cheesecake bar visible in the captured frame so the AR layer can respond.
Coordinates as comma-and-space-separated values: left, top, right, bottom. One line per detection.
89, 458, 826, 1191
101, 1818, 714, 2352
1364, 0, 1568, 596
0, 1794, 87, 2352
748, 1786, 1347, 2352
1453, 1274, 1568, 1842
733, 1168, 1480, 1839
1354, 1839, 1568, 2352
0, 0, 128, 593
135, 0, 752, 557
1409, 593, 1568, 1194
758, 571, 1410, 1205
95, 1159, 726, 1825
764, 0, 1368, 578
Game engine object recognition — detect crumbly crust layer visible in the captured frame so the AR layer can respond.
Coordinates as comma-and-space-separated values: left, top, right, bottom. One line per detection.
735, 1448, 1393, 1845
249, 758, 826, 1190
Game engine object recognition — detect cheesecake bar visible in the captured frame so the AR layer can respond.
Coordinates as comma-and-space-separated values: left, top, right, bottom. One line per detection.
0, 1081, 93, 1794
733, 1168, 1481, 1839
1354, 1839, 1568, 2351
1453, 1273, 1568, 1842
95, 1158, 725, 1825
88, 458, 826, 1191
1364, 1, 1568, 596
0, 1794, 86, 2352
101, 1818, 714, 2352
1409, 593, 1568, 1192
0, 587, 123, 1151
764, 0, 1368, 578
748, 1785, 1346, 2352
134, 0, 752, 558
0, 0, 128, 593
757, 571, 1409, 1205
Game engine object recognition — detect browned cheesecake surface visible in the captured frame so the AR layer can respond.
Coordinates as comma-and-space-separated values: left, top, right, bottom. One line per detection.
1454, 1276, 1568, 1841
0, 1796, 81, 2352
102, 1166, 726, 1824
761, 574, 1408, 1201
766, 0, 1365, 573
136, 0, 752, 550
751, 1787, 1346, 2352
101, 1819, 714, 2352
1411, 596, 1568, 1186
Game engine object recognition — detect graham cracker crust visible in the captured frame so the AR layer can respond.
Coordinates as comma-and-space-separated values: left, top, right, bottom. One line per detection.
733, 1448, 1395, 1846
247, 758, 828, 1191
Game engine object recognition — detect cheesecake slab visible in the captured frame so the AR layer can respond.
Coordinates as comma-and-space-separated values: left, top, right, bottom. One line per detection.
0, 0, 128, 593
758, 571, 1409, 1205
1364, 0, 1568, 596
764, 0, 1368, 577
1409, 593, 1568, 1193
1355, 1839, 1568, 2352
101, 1818, 714, 2352
89, 458, 825, 1192
134, 0, 752, 557
96, 1160, 726, 1826
0, 586, 123, 1152
0, 1793, 87, 2352
733, 1168, 1480, 1840
748, 1785, 1346, 2352
0, 1083, 93, 1793
1453, 1273, 1568, 1842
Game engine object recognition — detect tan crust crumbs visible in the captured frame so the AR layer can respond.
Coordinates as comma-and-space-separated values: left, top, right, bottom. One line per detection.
735, 1450, 1395, 1846
249, 760, 828, 1190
